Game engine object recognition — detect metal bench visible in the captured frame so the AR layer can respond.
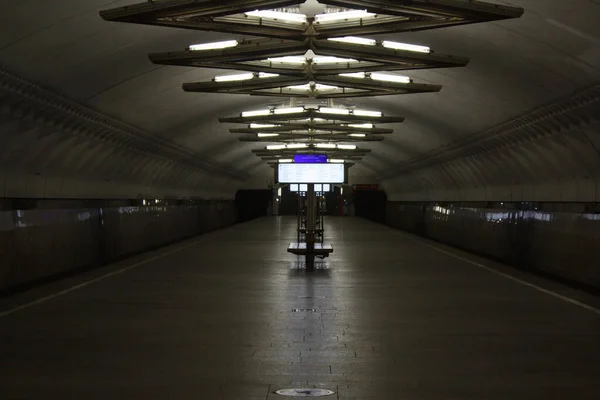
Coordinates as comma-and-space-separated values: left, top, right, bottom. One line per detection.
287, 242, 334, 257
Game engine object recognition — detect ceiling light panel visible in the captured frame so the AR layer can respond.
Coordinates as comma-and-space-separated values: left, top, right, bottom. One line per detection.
102, 0, 524, 40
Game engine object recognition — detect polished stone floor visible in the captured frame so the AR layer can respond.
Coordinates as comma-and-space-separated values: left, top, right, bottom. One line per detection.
1, 217, 599, 399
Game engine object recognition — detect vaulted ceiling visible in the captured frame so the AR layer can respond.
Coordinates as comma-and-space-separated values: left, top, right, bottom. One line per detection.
0, 0, 599, 200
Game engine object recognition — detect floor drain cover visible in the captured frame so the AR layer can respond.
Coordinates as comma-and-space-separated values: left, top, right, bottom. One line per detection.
275, 388, 335, 397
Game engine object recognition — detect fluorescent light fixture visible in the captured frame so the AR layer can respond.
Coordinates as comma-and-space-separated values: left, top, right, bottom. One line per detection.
349, 133, 366, 137
259, 72, 280, 78
267, 56, 307, 64
339, 72, 367, 79
313, 56, 357, 64
329, 159, 345, 163
245, 10, 307, 23
278, 188, 282, 197
242, 109, 271, 117
267, 145, 286, 150
328, 36, 376, 46
286, 84, 339, 91
258, 133, 279, 137
371, 72, 411, 83
315, 10, 376, 23
337, 144, 357, 150
279, 159, 293, 163
274, 107, 305, 115
250, 123, 276, 128
286, 143, 308, 149
214, 73, 253, 82
340, 72, 411, 84
319, 107, 350, 115
382, 40, 431, 53
348, 123, 374, 128
354, 109, 382, 117
316, 143, 336, 149
189, 40, 238, 51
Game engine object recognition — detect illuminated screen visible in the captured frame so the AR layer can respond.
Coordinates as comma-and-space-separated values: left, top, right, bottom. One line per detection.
290, 184, 299, 192
323, 184, 331, 192
314, 184, 323, 192
294, 153, 328, 163
278, 163, 344, 183
299, 184, 308, 192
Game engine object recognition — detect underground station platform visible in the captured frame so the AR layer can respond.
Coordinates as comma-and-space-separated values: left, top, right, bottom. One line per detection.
1, 217, 599, 399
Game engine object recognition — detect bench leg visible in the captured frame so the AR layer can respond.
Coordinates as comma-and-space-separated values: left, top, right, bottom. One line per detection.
306, 254, 315, 271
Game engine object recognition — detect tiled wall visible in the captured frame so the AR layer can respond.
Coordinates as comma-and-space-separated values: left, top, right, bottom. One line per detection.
385, 203, 600, 289
0, 202, 236, 293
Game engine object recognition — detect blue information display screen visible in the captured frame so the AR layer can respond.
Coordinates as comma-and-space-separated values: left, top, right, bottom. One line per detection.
294, 153, 328, 163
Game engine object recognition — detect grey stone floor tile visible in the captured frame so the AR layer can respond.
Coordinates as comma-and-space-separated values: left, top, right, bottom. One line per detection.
1, 217, 599, 399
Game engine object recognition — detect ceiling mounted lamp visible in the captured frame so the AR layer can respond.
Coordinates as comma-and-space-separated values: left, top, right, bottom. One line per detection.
239, 132, 385, 142
220, 107, 404, 124
100, 0, 524, 40
181, 76, 440, 98
149, 36, 468, 78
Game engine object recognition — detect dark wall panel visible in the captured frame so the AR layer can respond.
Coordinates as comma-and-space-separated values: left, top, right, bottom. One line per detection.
383, 203, 600, 290
236, 190, 271, 222
0, 201, 236, 294
354, 190, 387, 223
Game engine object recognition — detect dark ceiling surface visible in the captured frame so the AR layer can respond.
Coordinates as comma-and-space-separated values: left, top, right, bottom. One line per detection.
0, 0, 599, 199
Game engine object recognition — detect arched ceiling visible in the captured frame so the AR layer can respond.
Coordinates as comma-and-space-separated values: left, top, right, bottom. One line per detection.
0, 0, 599, 199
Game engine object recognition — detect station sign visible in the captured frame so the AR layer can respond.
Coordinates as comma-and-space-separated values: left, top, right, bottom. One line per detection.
293, 153, 328, 163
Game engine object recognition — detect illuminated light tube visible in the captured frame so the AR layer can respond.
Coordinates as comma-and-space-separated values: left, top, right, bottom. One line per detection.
189, 40, 238, 51
353, 109, 382, 117
337, 144, 357, 150
349, 133, 366, 137
267, 144, 286, 150
286, 143, 308, 149
340, 72, 411, 84
246, 10, 307, 23
315, 10, 376, 22
250, 123, 276, 128
382, 40, 431, 53
286, 84, 339, 91
319, 107, 350, 115
371, 73, 412, 84
328, 36, 376, 46
267, 56, 307, 64
259, 72, 280, 78
278, 159, 293, 163
313, 56, 357, 64
329, 159, 345, 163
242, 109, 271, 117
316, 143, 337, 149
348, 123, 374, 128
339, 72, 366, 79
274, 107, 305, 115
214, 73, 254, 82
258, 133, 279, 137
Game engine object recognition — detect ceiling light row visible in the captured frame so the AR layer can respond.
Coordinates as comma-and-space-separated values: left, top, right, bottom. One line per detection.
240, 106, 382, 118
278, 159, 347, 163
266, 143, 357, 150
244, 9, 377, 24
189, 37, 430, 55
